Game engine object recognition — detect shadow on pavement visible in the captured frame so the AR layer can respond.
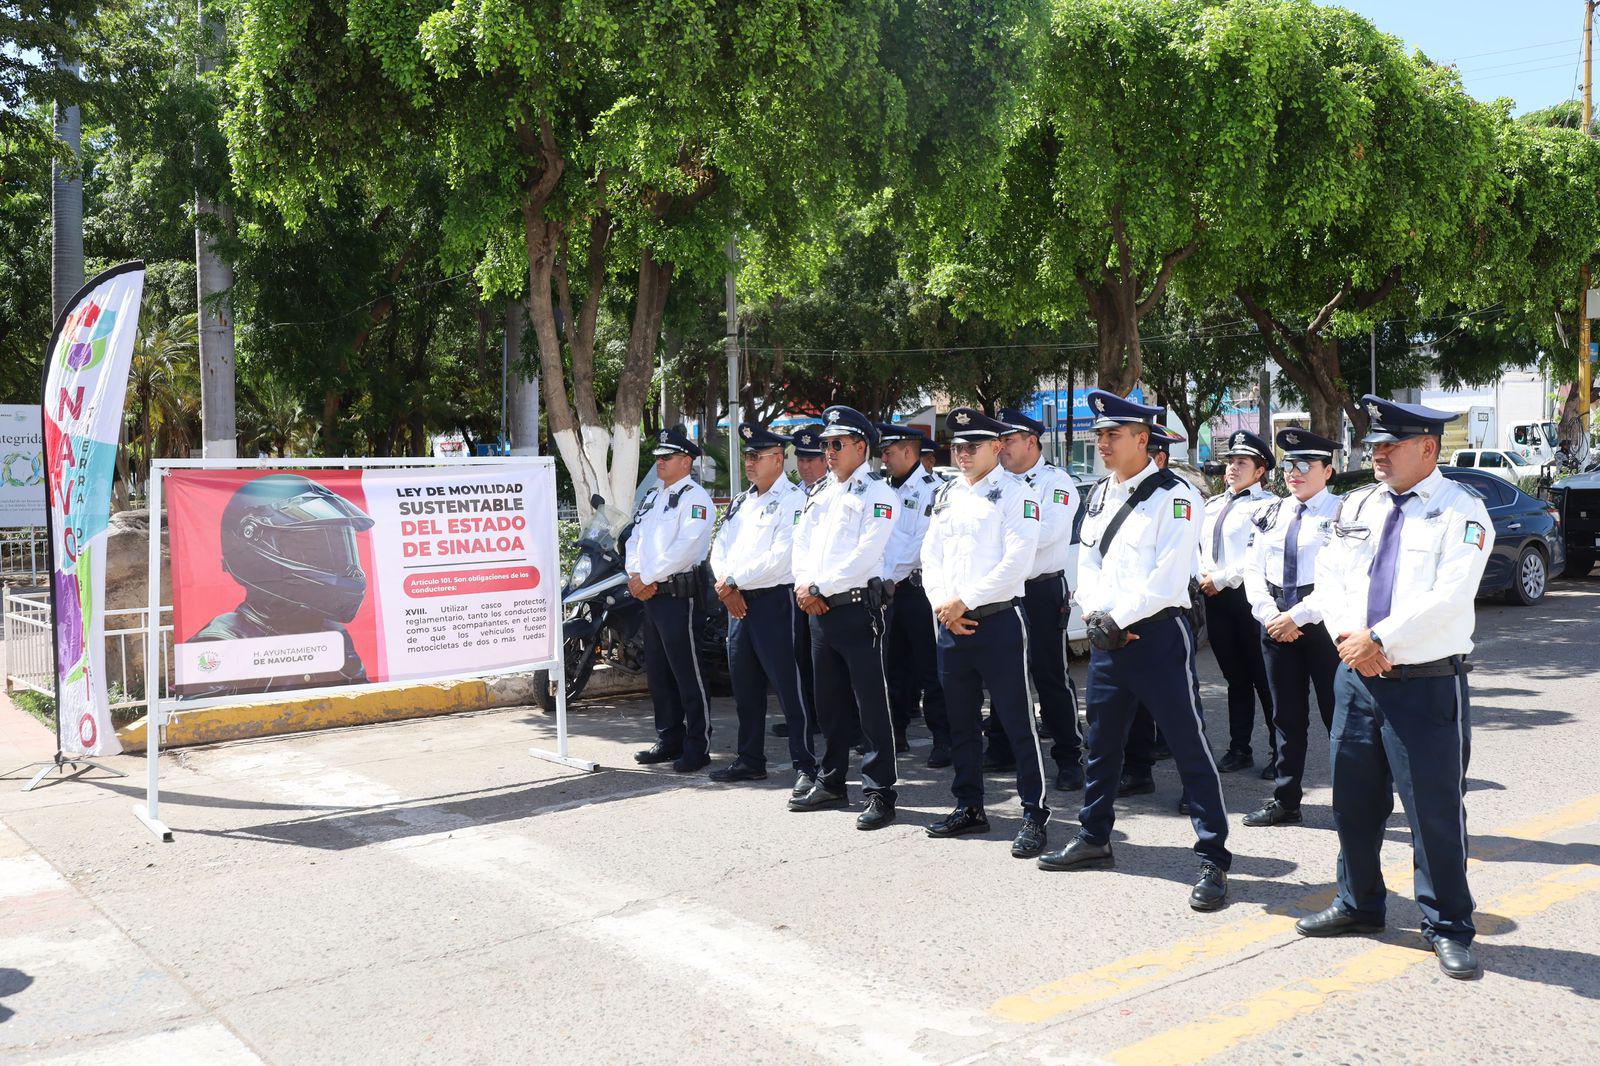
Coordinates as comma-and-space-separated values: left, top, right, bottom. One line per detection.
0, 967, 34, 1025
1479, 944, 1600, 998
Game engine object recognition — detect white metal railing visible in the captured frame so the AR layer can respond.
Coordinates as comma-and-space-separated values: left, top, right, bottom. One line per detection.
2, 586, 174, 714
0, 529, 47, 584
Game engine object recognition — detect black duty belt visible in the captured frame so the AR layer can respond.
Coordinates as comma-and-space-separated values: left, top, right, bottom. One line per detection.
963, 597, 1021, 622
903, 569, 923, 588
1026, 570, 1065, 585
824, 587, 869, 607
1379, 655, 1469, 681
1267, 581, 1315, 610
1131, 605, 1188, 628
655, 570, 700, 598
740, 585, 785, 600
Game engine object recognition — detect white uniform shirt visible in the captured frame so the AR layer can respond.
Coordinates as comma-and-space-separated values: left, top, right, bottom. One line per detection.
1304, 468, 1494, 664
881, 468, 943, 583
1241, 488, 1341, 626
791, 463, 898, 597
710, 478, 805, 591
1076, 461, 1203, 629
1014, 455, 1078, 579
1200, 484, 1276, 589
921, 463, 1041, 609
624, 477, 714, 584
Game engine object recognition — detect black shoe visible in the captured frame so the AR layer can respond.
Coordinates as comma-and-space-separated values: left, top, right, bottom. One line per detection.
981, 750, 1017, 774
1152, 741, 1172, 761
1243, 799, 1302, 827
894, 730, 910, 754
791, 772, 817, 799
634, 742, 681, 765
1037, 836, 1114, 870
857, 794, 896, 831
772, 722, 790, 738
926, 806, 989, 837
672, 752, 711, 773
1012, 819, 1048, 858
1295, 905, 1384, 938
853, 743, 866, 756
1190, 862, 1228, 911
926, 745, 952, 769
1432, 938, 1481, 980
1117, 773, 1155, 797
1056, 762, 1086, 791
1217, 750, 1253, 773
709, 762, 767, 783
1178, 796, 1192, 815
788, 782, 848, 811
1259, 760, 1278, 781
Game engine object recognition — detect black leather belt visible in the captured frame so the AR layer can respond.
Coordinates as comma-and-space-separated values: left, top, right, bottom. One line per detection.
1379, 655, 1469, 681
903, 569, 923, 588
824, 587, 868, 607
963, 597, 1021, 621
1267, 581, 1315, 611
1131, 605, 1188, 628
655, 570, 700, 597
741, 585, 784, 600
1026, 570, 1064, 584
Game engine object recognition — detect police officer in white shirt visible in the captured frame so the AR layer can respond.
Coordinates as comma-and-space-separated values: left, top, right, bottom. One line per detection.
876, 422, 952, 767
708, 423, 818, 793
921, 407, 1049, 858
773, 425, 831, 744
627, 426, 716, 773
997, 407, 1084, 792
1037, 391, 1231, 913
1294, 396, 1493, 980
789, 405, 900, 830
1200, 428, 1278, 778
1240, 428, 1343, 827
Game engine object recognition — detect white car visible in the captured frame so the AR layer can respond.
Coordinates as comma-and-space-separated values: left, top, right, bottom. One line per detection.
1450, 448, 1541, 484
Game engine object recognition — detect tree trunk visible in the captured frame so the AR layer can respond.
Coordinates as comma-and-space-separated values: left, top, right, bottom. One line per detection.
51, 72, 83, 320
1086, 281, 1142, 395
506, 295, 540, 456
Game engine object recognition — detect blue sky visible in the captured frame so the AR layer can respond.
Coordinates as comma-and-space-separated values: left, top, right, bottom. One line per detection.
1335, 1, 1590, 115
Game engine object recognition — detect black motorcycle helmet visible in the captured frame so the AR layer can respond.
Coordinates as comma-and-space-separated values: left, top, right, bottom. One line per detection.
220, 474, 375, 623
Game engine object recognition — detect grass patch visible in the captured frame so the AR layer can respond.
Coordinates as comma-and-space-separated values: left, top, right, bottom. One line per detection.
12, 688, 55, 729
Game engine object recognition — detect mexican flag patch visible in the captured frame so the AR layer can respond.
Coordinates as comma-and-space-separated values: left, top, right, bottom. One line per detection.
1173, 500, 1193, 521
1052, 488, 1069, 505
1023, 499, 1040, 520
874, 503, 894, 519
1464, 520, 1485, 549
690, 504, 707, 520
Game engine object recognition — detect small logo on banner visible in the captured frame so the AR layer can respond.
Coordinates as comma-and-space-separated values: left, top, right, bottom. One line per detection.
197, 651, 222, 674
1173, 500, 1193, 520
690, 504, 707, 520
1052, 488, 1069, 505
1464, 520, 1486, 549
1023, 500, 1040, 520
874, 503, 893, 519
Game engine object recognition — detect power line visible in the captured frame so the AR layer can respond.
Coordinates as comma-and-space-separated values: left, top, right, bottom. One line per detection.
1471, 59, 1585, 84
1446, 38, 1571, 63
1457, 48, 1578, 76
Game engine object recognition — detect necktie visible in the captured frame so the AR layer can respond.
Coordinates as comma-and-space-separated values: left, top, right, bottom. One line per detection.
1282, 501, 1306, 605
1211, 491, 1243, 565
1365, 492, 1416, 628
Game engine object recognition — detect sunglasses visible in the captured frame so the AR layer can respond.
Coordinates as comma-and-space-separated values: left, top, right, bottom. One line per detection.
823, 439, 856, 453
1284, 459, 1324, 474
951, 442, 986, 455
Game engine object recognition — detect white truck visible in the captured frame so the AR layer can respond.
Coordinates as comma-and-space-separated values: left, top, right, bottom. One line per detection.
1464, 374, 1558, 465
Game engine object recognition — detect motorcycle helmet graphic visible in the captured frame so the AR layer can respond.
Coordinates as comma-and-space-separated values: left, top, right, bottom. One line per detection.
220, 474, 375, 624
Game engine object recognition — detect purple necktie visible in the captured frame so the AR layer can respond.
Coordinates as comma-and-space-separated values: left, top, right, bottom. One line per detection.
1365, 492, 1415, 628
1211, 491, 1243, 564
1282, 501, 1306, 605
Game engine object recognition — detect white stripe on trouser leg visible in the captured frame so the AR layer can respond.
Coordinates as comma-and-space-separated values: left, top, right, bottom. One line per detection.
1015, 605, 1049, 823
1060, 574, 1080, 734
1176, 616, 1226, 804
1454, 670, 1473, 909
685, 606, 711, 749
791, 605, 816, 764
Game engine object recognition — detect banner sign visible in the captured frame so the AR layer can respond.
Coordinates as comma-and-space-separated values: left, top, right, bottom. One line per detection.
0, 404, 46, 528
43, 262, 145, 757
166, 463, 558, 701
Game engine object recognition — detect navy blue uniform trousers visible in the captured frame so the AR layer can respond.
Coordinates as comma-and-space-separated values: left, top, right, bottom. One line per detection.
642, 594, 710, 758
1122, 705, 1160, 777
885, 581, 950, 747
1262, 622, 1339, 809
1079, 613, 1231, 869
1205, 585, 1275, 760
811, 601, 896, 801
1021, 573, 1082, 768
726, 588, 818, 775
1332, 661, 1475, 945
939, 605, 1048, 821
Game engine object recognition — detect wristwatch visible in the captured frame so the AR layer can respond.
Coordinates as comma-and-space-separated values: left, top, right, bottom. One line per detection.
808, 584, 822, 599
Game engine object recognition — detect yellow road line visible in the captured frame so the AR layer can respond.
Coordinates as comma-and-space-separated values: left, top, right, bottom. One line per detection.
1107, 864, 1600, 1066
990, 793, 1600, 1024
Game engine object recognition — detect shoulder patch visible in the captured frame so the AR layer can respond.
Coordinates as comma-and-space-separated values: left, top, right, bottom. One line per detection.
1023, 499, 1040, 520
1052, 487, 1070, 505
873, 502, 893, 519
1173, 499, 1193, 521
689, 504, 707, 520
1463, 520, 1486, 549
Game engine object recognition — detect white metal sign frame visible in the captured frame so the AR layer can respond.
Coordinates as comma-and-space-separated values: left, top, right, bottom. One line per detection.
138, 456, 595, 842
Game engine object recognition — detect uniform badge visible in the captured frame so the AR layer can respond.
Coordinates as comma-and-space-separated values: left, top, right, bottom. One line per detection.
764, 500, 778, 515
1052, 488, 1069, 504
1093, 397, 1105, 413
741, 425, 753, 439
1173, 500, 1192, 521
986, 487, 1002, 502
873, 503, 893, 519
1425, 508, 1442, 521
1232, 432, 1245, 446
690, 504, 707, 520
1365, 401, 1381, 420
954, 411, 971, 425
1285, 431, 1300, 445
1464, 521, 1486, 549
903, 497, 916, 510
657, 430, 669, 443
1023, 500, 1040, 521
827, 409, 841, 422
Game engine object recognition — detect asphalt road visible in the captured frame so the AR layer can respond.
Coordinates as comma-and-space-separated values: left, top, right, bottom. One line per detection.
2, 580, 1598, 1064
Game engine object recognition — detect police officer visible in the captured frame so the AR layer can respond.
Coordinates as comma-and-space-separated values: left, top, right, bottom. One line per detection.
1239, 428, 1343, 827
922, 407, 1049, 857
789, 405, 900, 830
627, 427, 716, 772
1295, 397, 1492, 980
1200, 428, 1278, 778
1119, 424, 1186, 796
708, 423, 819, 794
876, 422, 953, 767
773, 425, 830, 742
997, 408, 1084, 792
1038, 391, 1231, 913
919, 432, 945, 478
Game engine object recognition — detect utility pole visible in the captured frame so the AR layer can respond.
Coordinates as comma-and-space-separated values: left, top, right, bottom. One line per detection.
51, 61, 83, 320
724, 237, 742, 497
1580, 0, 1597, 439
1257, 364, 1272, 441
196, 2, 237, 458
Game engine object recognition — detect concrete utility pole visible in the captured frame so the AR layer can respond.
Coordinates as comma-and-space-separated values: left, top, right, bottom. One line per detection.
1257, 364, 1272, 441
724, 238, 742, 497
51, 64, 83, 321
1580, 0, 1597, 437
197, 3, 237, 458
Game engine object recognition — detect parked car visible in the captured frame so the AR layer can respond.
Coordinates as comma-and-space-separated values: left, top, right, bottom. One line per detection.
1449, 448, 1541, 484
1548, 469, 1600, 578
1330, 467, 1564, 605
